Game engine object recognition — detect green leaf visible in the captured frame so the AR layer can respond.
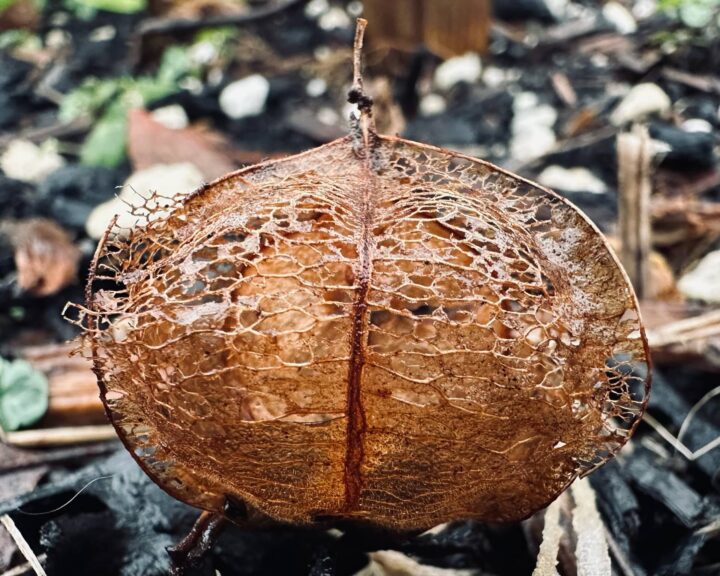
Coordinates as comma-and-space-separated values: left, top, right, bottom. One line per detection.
64, 0, 146, 15
0, 358, 48, 432
59, 77, 122, 123
0, 0, 20, 12
80, 99, 129, 167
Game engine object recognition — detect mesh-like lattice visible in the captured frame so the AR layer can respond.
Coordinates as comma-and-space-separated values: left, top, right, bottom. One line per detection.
72, 135, 650, 531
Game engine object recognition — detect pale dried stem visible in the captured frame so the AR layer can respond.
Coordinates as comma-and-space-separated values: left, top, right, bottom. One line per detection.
0, 516, 47, 576
570, 478, 611, 576
532, 498, 563, 576
646, 309, 720, 348
1, 556, 48, 576
618, 125, 652, 299
642, 412, 720, 461
348, 18, 377, 145
2, 425, 117, 448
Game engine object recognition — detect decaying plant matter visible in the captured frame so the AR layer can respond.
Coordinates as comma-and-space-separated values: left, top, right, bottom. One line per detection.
67, 18, 650, 548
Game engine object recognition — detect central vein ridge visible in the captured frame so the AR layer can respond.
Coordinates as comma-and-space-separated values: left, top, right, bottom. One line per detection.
343, 147, 376, 512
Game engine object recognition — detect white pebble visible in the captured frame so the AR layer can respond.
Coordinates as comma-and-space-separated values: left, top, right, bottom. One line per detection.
678, 250, 720, 303
681, 118, 713, 133
304, 0, 329, 19
602, 2, 638, 34
611, 83, 671, 126
510, 92, 558, 161
0, 139, 65, 183
89, 25, 116, 42
511, 104, 557, 135
538, 166, 608, 194
347, 1, 363, 17
317, 107, 340, 126
318, 6, 351, 30
546, 0, 569, 20
86, 163, 205, 239
513, 91, 539, 112
419, 93, 447, 116
151, 105, 189, 130
482, 66, 506, 88
190, 41, 217, 65
434, 53, 482, 91
219, 74, 270, 120
510, 127, 556, 161
306, 78, 328, 98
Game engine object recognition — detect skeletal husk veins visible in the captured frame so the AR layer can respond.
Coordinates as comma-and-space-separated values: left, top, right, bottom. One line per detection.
71, 133, 650, 531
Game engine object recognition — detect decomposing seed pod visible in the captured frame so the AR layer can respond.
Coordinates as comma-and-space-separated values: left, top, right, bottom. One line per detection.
66, 18, 650, 567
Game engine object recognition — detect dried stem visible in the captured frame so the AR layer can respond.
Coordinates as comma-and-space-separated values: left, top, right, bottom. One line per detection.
348, 18, 377, 148
0, 515, 47, 576
2, 425, 117, 448
618, 125, 653, 299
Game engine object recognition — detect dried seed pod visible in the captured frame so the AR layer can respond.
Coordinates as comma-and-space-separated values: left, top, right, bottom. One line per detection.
70, 21, 649, 532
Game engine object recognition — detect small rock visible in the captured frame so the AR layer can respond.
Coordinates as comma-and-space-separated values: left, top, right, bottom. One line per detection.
633, 0, 657, 19
538, 166, 607, 195
434, 53, 482, 91
0, 140, 65, 184
602, 1, 637, 34
89, 25, 116, 42
318, 6, 351, 30
482, 66, 507, 88
610, 83, 672, 126
306, 78, 328, 98
0, 174, 36, 219
316, 107, 340, 126
404, 115, 476, 147
219, 75, 270, 120
151, 105, 189, 130
347, 1, 363, 17
37, 165, 120, 231
85, 163, 204, 239
494, 0, 563, 23
510, 92, 557, 160
649, 122, 716, 170
419, 94, 447, 117
681, 118, 713, 133
304, 0, 329, 19
510, 127, 556, 161
678, 250, 720, 302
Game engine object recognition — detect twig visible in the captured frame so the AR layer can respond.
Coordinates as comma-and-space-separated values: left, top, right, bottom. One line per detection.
677, 386, 720, 453
618, 125, 652, 299
0, 118, 92, 151
0, 555, 48, 576
662, 67, 720, 95
136, 0, 306, 37
2, 425, 116, 448
0, 515, 47, 576
642, 412, 720, 461
570, 478, 611, 576
646, 309, 720, 348
531, 498, 564, 576
347, 18, 378, 161
603, 528, 635, 576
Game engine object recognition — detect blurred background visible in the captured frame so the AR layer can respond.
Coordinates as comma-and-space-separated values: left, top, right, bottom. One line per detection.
1, 1, 720, 575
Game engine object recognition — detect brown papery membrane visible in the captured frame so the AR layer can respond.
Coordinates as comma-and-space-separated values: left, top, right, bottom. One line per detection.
66, 21, 650, 533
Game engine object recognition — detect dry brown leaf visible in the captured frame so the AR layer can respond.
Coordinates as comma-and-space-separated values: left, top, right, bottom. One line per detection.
148, 0, 245, 18
5, 218, 80, 297
0, 0, 38, 32
128, 109, 237, 181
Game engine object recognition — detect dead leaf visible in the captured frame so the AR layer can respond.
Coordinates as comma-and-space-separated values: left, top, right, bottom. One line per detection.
5, 218, 80, 297
128, 109, 237, 180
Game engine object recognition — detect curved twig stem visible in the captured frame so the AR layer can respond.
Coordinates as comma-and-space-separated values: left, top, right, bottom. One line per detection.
348, 18, 377, 149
